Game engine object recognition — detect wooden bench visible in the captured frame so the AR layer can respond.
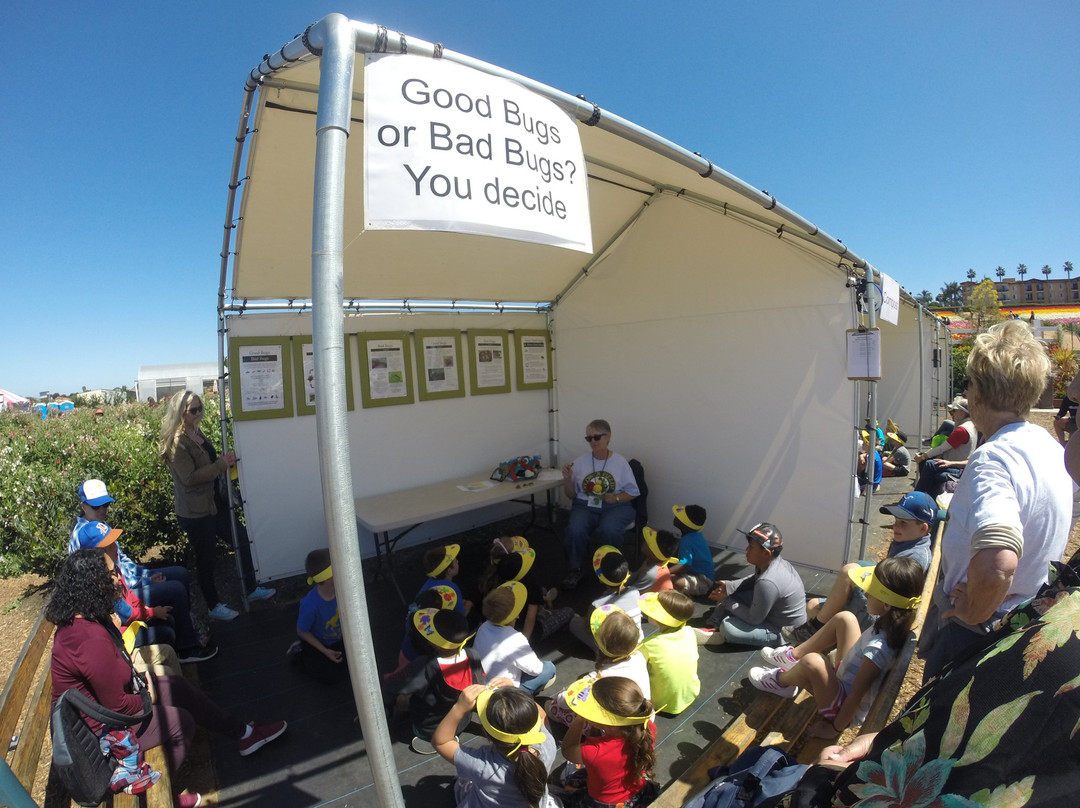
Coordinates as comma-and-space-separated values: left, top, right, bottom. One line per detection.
0, 609, 175, 808
654, 522, 943, 808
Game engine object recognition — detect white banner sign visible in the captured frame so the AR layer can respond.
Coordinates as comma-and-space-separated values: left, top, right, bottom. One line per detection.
879, 272, 901, 325
364, 54, 592, 253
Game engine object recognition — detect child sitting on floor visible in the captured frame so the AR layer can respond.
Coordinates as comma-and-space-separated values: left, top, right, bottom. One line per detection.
639, 591, 700, 715
480, 540, 573, 641
561, 675, 659, 808
296, 548, 347, 684
547, 605, 649, 727
474, 582, 557, 694
669, 505, 716, 597
416, 543, 469, 614
749, 556, 924, 737
568, 546, 643, 653
627, 526, 680, 593
385, 584, 458, 678
383, 607, 486, 755
433, 681, 560, 808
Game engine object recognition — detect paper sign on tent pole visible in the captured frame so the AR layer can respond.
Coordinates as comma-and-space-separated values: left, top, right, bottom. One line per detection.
364, 53, 592, 252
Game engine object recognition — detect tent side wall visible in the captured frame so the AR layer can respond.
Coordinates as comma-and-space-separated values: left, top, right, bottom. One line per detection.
554, 195, 857, 569
229, 311, 551, 581
877, 301, 935, 443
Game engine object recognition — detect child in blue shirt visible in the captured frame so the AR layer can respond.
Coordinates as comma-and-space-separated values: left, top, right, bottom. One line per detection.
297, 548, 346, 684
669, 505, 716, 597
416, 543, 468, 615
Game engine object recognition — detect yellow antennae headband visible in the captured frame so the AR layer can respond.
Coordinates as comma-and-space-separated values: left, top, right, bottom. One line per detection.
413, 608, 473, 650
476, 687, 546, 757
307, 564, 333, 585
565, 676, 655, 727
848, 565, 921, 611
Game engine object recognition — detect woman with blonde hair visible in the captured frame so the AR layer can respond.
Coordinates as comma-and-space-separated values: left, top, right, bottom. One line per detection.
921, 319, 1071, 680
159, 390, 273, 620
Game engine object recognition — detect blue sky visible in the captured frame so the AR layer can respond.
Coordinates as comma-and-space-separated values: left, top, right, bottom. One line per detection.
3, 2, 1077, 396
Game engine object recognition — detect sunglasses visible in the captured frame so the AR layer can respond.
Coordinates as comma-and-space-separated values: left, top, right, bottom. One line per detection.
585, 434, 608, 442
187, 406, 203, 415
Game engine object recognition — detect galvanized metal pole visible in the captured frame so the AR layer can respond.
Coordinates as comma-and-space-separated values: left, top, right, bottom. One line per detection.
858, 277, 879, 558
308, 14, 406, 808
917, 303, 926, 452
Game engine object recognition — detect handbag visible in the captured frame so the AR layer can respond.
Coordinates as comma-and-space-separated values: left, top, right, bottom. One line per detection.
51, 687, 152, 806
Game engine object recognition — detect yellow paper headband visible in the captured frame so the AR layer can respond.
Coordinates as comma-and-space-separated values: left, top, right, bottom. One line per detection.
428, 544, 460, 578
505, 549, 536, 582
428, 584, 459, 612
413, 608, 473, 650
307, 564, 333, 585
672, 505, 704, 531
642, 526, 679, 566
493, 581, 528, 626
590, 605, 639, 661
565, 676, 654, 727
639, 593, 685, 628
476, 687, 546, 757
593, 545, 629, 588
848, 566, 921, 611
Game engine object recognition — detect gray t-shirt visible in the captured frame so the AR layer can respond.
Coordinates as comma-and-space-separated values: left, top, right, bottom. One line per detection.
887, 445, 911, 471
454, 727, 558, 808
721, 556, 807, 630
888, 534, 932, 573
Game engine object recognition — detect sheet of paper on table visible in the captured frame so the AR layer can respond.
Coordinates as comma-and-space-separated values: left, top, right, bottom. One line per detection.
457, 480, 499, 492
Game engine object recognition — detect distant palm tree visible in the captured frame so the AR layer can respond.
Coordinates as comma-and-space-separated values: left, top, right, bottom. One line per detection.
1066, 261, 1074, 280
1043, 264, 1053, 280
966, 268, 977, 282
1018, 263, 1028, 281
996, 266, 1006, 281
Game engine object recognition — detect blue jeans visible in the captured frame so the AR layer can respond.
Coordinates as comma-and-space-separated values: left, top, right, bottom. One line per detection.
713, 615, 781, 647
520, 659, 557, 694
133, 566, 198, 649
564, 499, 636, 568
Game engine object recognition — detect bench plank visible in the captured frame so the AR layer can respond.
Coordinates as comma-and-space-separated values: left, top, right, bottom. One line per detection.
0, 612, 54, 751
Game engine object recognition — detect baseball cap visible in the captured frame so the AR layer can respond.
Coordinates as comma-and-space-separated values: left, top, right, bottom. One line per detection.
740, 522, 782, 552
948, 396, 969, 413
73, 520, 123, 549
879, 492, 936, 524
78, 479, 115, 507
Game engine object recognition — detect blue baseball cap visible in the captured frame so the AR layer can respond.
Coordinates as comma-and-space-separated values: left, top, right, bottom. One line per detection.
879, 492, 935, 524
73, 520, 123, 549
78, 479, 115, 507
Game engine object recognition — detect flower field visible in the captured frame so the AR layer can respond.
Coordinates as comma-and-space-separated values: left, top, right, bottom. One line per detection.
0, 399, 225, 577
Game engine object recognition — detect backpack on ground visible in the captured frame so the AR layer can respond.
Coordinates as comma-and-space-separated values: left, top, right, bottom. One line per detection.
683, 745, 808, 808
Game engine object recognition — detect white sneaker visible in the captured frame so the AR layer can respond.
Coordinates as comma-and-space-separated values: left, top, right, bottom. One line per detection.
693, 626, 725, 646
759, 645, 799, 670
248, 586, 276, 601
749, 666, 799, 698
209, 603, 239, 621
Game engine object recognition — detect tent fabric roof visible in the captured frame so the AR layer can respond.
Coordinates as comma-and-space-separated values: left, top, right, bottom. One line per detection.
231, 54, 861, 304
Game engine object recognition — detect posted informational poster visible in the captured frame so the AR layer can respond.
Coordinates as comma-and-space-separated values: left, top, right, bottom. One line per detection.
879, 273, 901, 326
846, 328, 882, 380
515, 329, 552, 390
358, 332, 415, 408
291, 337, 355, 416
364, 53, 593, 253
239, 345, 284, 410
415, 330, 466, 401
228, 337, 293, 421
468, 330, 511, 395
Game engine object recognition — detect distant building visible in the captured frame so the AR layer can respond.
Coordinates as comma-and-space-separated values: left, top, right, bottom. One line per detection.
962, 275, 1079, 305
136, 362, 218, 402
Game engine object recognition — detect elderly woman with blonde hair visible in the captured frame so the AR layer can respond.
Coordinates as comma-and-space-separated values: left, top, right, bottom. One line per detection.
159, 390, 274, 621
920, 320, 1071, 680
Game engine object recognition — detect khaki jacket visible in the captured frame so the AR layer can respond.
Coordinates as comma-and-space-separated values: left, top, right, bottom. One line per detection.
166, 432, 226, 518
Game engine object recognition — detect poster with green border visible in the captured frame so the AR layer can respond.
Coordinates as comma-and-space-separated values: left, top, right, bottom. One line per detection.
514, 329, 553, 390
228, 336, 294, 421
292, 336, 355, 416
467, 329, 511, 396
357, 332, 415, 408
414, 330, 466, 401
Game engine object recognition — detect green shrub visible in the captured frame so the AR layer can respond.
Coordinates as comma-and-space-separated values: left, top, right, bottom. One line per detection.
0, 398, 227, 578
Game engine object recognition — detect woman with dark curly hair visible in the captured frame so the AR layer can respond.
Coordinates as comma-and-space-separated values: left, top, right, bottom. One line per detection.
48, 550, 287, 808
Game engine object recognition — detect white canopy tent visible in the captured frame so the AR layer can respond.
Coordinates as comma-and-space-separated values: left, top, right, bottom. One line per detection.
216, 15, 949, 803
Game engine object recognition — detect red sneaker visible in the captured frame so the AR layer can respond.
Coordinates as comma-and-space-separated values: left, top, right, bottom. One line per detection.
237, 720, 287, 756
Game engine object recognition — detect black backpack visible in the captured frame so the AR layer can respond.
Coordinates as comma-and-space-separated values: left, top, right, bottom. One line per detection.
683, 746, 808, 808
